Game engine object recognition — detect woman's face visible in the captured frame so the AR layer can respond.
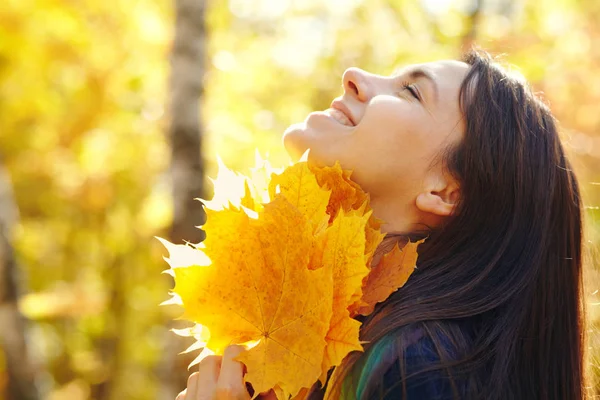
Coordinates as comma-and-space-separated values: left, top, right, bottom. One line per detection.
282, 60, 469, 202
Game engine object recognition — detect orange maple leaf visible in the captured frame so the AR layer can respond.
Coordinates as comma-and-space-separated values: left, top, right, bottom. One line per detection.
350, 239, 423, 317
309, 161, 385, 269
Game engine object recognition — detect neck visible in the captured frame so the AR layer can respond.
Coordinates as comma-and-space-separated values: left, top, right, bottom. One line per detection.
368, 192, 431, 267
369, 192, 418, 235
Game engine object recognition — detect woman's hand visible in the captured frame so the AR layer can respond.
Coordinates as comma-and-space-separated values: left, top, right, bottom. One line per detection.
176, 345, 277, 400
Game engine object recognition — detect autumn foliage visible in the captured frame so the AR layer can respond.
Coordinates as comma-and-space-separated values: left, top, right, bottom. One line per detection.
160, 153, 422, 399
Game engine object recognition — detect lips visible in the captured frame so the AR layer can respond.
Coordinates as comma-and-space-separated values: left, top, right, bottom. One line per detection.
329, 100, 356, 126
324, 108, 353, 127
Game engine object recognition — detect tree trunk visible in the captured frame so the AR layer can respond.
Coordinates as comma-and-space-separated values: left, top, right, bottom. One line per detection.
169, 0, 207, 246
0, 165, 39, 400
158, 0, 207, 398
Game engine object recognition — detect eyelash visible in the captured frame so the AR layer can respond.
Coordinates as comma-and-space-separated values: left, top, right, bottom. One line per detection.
401, 81, 420, 101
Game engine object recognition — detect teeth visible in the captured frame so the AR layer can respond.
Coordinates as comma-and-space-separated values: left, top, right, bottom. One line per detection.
325, 108, 353, 127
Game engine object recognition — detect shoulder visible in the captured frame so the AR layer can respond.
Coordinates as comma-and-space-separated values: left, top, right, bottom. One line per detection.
366, 326, 463, 400
378, 334, 454, 400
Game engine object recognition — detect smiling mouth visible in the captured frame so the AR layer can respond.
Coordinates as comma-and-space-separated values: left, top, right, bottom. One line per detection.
329, 100, 356, 126
324, 108, 354, 127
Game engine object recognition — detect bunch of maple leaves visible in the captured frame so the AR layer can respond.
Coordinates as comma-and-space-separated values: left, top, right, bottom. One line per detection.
160, 152, 421, 400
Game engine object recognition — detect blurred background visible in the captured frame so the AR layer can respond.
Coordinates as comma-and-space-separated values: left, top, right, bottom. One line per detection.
1, 0, 599, 398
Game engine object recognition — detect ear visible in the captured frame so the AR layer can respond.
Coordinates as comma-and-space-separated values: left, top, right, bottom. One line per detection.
415, 174, 460, 217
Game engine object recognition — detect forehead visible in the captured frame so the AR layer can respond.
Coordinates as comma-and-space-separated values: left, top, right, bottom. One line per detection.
424, 60, 470, 85
394, 60, 469, 87
424, 59, 470, 73
408, 60, 470, 107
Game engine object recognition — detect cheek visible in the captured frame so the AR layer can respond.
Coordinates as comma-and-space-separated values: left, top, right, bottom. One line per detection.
355, 101, 425, 163
348, 101, 436, 190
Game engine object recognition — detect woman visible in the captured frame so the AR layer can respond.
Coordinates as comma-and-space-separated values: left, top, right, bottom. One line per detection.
177, 50, 586, 399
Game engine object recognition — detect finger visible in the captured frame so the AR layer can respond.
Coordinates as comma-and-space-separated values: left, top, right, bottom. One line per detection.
186, 372, 199, 400
176, 388, 187, 400
194, 355, 221, 399
216, 345, 248, 399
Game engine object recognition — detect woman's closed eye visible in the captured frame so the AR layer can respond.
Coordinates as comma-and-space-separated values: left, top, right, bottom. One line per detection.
401, 81, 421, 101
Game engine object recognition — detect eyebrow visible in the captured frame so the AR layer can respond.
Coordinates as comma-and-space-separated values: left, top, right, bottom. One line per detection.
393, 66, 439, 103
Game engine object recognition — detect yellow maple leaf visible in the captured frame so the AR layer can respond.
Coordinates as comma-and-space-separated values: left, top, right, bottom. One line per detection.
173, 195, 334, 398
198, 150, 283, 213
199, 155, 250, 211
268, 162, 331, 234
319, 208, 371, 380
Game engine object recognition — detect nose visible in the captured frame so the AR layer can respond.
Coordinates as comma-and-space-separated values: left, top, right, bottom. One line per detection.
342, 67, 373, 102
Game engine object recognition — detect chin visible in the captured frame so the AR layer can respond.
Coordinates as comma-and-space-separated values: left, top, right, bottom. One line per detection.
282, 122, 312, 161
282, 116, 344, 167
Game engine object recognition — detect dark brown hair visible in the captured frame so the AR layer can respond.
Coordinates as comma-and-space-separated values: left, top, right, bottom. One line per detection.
322, 50, 586, 399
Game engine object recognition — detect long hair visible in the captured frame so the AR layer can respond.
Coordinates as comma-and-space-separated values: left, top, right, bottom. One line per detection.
322, 50, 586, 399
